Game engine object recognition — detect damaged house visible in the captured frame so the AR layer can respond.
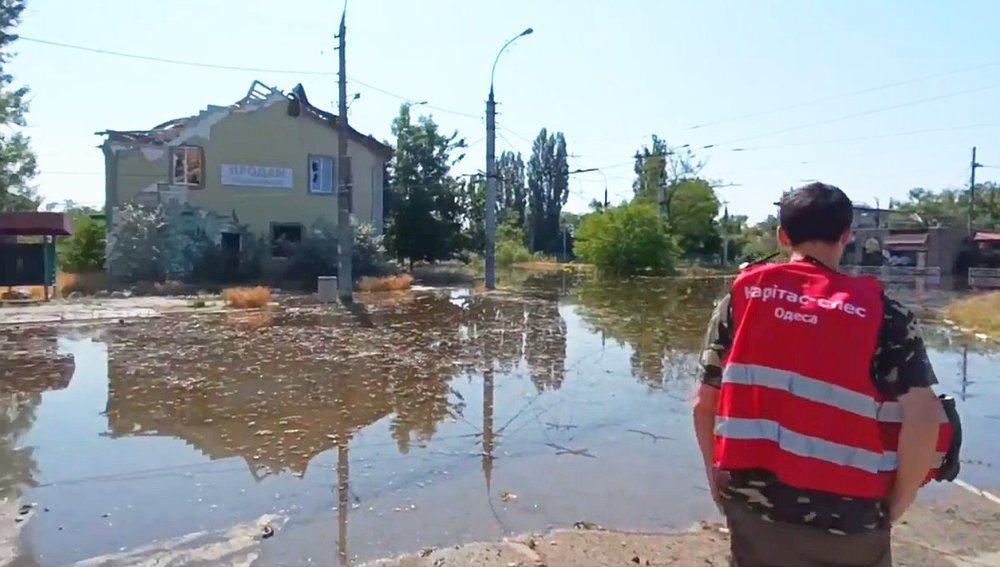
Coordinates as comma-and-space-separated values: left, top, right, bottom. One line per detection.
98, 81, 392, 278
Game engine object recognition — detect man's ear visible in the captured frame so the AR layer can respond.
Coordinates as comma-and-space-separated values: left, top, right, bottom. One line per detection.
777, 225, 791, 247
839, 228, 852, 246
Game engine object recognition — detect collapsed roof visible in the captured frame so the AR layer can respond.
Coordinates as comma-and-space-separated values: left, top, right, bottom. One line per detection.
96, 81, 392, 158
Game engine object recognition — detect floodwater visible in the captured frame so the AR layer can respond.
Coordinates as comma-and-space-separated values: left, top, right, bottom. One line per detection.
1, 275, 997, 565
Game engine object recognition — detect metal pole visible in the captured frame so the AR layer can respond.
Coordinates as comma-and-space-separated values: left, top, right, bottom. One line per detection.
484, 28, 532, 291
968, 146, 980, 238
485, 91, 497, 289
336, 6, 353, 301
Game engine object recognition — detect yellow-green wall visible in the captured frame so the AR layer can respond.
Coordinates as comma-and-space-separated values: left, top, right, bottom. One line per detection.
106, 99, 388, 242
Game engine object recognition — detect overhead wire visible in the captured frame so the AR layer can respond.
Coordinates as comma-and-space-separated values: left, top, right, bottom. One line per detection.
20, 36, 482, 121
23, 36, 998, 194
686, 59, 1000, 131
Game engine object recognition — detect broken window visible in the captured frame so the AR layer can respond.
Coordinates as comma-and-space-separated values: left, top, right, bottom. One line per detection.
308, 155, 335, 194
171, 146, 204, 187
270, 223, 303, 258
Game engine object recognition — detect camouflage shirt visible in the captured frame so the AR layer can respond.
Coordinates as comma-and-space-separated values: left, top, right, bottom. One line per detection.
700, 278, 938, 535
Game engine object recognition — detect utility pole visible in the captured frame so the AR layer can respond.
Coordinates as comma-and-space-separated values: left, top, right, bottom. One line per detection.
485, 28, 533, 290
335, 5, 353, 301
968, 146, 982, 238
485, 92, 497, 289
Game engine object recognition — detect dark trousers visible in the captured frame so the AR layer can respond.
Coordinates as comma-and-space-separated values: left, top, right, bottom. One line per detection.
723, 501, 892, 567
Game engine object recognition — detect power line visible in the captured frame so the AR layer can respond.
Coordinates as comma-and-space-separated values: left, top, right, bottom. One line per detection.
732, 122, 1000, 153
686, 60, 1000, 131
700, 82, 1000, 150
20, 35, 482, 121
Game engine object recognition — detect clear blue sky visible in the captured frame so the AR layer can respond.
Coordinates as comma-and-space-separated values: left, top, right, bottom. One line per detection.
13, 0, 1000, 222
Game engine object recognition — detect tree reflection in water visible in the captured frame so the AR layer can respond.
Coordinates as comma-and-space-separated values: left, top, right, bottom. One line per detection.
573, 277, 728, 388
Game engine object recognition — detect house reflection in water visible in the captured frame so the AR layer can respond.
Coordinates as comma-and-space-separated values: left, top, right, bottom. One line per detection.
101, 290, 567, 563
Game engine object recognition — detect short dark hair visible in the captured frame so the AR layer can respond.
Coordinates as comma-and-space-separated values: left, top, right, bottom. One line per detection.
778, 182, 853, 245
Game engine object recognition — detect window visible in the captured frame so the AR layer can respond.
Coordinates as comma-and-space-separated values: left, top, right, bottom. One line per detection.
271, 223, 303, 258
308, 155, 335, 194
171, 146, 204, 187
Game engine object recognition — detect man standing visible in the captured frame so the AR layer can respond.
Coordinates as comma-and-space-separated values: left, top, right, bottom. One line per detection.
693, 183, 950, 566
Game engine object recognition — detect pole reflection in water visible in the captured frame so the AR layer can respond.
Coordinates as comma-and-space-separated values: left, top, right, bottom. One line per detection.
338, 441, 349, 566
483, 368, 495, 494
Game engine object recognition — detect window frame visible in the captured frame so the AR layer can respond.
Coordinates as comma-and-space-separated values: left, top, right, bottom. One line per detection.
170, 145, 205, 188
307, 154, 336, 195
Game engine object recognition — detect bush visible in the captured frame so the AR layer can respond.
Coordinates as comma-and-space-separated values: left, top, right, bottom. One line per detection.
191, 232, 267, 284
283, 220, 397, 288
60, 213, 106, 273
495, 216, 534, 268
573, 202, 679, 276
222, 286, 272, 309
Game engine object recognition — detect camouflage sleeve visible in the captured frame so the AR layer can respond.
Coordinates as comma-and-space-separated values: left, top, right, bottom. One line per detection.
871, 295, 938, 398
700, 292, 733, 388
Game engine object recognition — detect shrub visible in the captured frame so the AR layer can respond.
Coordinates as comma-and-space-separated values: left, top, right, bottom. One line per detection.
573, 202, 680, 276
59, 213, 106, 273
222, 286, 272, 309
357, 274, 414, 292
191, 232, 267, 284
495, 216, 534, 268
283, 220, 397, 288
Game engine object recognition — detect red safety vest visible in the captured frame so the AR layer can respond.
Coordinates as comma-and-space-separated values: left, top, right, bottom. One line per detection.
714, 260, 952, 499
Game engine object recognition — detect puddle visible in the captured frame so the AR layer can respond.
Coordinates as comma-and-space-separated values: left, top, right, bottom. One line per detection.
0, 277, 997, 565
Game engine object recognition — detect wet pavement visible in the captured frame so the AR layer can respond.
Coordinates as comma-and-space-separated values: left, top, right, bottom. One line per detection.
0, 275, 997, 565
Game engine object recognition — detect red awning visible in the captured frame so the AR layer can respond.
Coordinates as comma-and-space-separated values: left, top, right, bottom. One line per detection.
0, 212, 73, 236
974, 231, 1000, 243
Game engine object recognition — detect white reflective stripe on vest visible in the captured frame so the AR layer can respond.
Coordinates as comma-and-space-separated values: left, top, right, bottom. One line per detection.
715, 417, 946, 474
723, 363, 905, 422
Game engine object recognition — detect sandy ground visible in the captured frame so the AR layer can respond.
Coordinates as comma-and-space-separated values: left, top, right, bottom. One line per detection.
0, 297, 223, 326
364, 485, 1000, 567
2, 485, 995, 567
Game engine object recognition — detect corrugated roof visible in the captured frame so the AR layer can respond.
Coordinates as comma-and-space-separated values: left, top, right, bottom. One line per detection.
884, 232, 929, 247
0, 212, 73, 236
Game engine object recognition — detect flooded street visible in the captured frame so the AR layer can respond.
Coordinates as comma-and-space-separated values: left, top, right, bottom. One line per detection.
1, 276, 998, 566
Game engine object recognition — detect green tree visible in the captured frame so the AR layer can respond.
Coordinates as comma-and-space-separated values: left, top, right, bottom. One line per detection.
742, 215, 781, 260
889, 185, 1000, 230
457, 174, 486, 254
632, 135, 702, 205
497, 151, 527, 229
668, 178, 721, 257
0, 0, 37, 212
59, 211, 106, 272
527, 128, 569, 254
574, 202, 679, 275
386, 104, 465, 267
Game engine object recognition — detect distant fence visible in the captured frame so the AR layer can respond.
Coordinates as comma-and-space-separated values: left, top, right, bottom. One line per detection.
843, 265, 942, 284
969, 267, 1000, 289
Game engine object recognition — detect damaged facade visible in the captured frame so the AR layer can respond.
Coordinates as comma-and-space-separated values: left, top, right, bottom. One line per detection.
98, 81, 392, 277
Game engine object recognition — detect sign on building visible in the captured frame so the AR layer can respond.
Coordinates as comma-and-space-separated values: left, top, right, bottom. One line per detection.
221, 164, 294, 189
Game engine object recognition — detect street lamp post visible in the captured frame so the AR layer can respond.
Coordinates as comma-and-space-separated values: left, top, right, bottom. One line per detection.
485, 27, 533, 290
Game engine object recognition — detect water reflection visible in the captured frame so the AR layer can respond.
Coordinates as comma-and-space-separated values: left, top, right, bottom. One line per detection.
0, 278, 996, 566
0, 329, 74, 501
573, 277, 726, 388
104, 291, 567, 479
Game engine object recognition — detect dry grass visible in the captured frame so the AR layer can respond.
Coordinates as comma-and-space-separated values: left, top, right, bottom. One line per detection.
59, 272, 111, 297
222, 286, 272, 309
411, 264, 476, 286
356, 274, 414, 292
944, 292, 1000, 337
514, 261, 594, 273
